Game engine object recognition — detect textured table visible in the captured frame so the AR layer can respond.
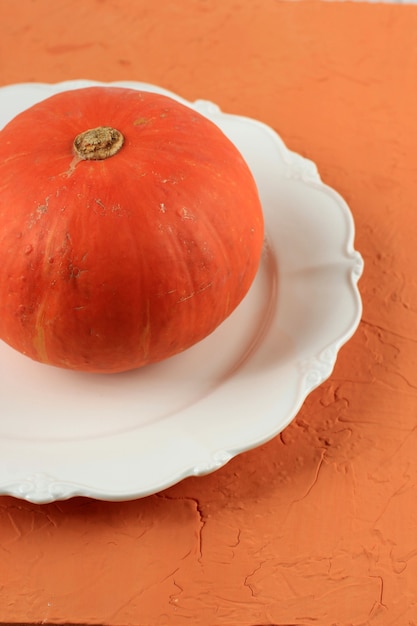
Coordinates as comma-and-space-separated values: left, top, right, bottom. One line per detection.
1, 1, 417, 625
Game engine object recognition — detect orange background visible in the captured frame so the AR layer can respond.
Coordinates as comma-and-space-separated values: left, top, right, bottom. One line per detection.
1, 1, 417, 624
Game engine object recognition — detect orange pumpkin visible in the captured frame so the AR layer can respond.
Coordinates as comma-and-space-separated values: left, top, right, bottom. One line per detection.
0, 87, 264, 373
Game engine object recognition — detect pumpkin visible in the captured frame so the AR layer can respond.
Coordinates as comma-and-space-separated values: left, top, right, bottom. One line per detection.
0, 86, 264, 373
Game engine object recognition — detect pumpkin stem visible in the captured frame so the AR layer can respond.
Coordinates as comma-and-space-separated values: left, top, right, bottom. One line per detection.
73, 126, 124, 161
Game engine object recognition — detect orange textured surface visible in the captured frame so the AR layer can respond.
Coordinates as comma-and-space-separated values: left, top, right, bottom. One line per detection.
1, 1, 417, 625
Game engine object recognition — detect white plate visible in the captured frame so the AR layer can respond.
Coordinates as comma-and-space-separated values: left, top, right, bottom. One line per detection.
0, 80, 363, 503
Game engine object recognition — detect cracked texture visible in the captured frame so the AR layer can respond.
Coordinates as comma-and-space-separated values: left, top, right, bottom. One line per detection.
1, 0, 417, 625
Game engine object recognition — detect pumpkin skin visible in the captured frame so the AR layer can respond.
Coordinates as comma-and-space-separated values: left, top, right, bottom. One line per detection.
0, 87, 264, 373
